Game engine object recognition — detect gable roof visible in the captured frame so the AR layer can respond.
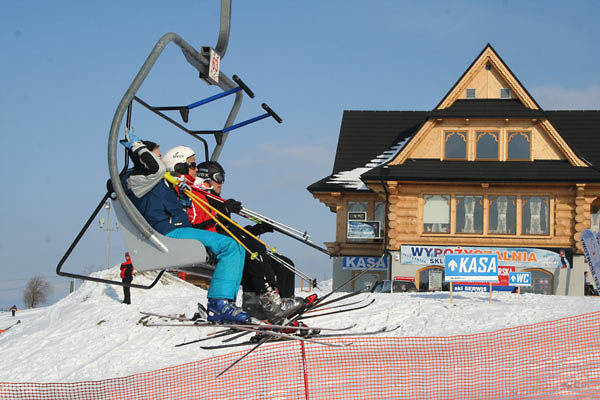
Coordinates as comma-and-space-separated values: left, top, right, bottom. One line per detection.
435, 44, 541, 110
308, 45, 600, 194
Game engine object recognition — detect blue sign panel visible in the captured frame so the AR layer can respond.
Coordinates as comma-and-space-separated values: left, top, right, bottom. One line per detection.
509, 272, 531, 287
444, 254, 499, 282
342, 256, 388, 271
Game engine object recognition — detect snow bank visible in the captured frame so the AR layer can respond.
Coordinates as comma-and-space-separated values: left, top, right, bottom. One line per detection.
1, 269, 600, 383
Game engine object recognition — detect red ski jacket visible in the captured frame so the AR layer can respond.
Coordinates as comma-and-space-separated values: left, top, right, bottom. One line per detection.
180, 174, 218, 232
120, 260, 134, 279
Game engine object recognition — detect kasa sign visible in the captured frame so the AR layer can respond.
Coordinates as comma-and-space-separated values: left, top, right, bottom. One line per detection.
444, 254, 499, 282
342, 256, 388, 271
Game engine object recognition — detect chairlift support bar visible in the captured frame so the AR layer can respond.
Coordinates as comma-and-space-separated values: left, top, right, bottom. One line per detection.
133, 96, 210, 161
222, 103, 282, 133
56, 108, 167, 289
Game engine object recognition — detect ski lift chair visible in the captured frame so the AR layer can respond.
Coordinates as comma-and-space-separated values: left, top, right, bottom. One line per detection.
57, 0, 281, 288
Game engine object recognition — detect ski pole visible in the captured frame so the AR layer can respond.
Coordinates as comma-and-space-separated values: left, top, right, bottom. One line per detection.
200, 190, 332, 256
188, 193, 259, 260
267, 252, 316, 285
163, 173, 260, 259
185, 190, 276, 253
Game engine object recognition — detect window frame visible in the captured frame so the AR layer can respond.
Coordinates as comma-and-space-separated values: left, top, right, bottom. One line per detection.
506, 131, 532, 161
475, 131, 500, 160
443, 130, 468, 161
421, 193, 552, 237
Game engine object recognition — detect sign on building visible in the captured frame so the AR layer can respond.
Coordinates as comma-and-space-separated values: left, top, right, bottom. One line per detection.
444, 254, 499, 282
509, 272, 531, 287
342, 256, 388, 271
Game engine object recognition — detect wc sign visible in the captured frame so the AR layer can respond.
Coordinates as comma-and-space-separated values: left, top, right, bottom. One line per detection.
444, 254, 499, 282
509, 272, 531, 287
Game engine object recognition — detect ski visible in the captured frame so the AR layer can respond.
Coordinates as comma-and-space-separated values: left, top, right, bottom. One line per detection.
199, 324, 401, 350
308, 286, 370, 310
145, 320, 356, 332
298, 298, 375, 320
302, 298, 365, 314
216, 254, 389, 377
0, 320, 21, 333
174, 328, 239, 348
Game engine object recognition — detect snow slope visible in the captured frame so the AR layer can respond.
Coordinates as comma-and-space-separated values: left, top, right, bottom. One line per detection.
1, 267, 600, 383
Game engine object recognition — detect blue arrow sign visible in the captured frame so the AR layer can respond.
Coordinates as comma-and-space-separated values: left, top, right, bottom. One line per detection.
508, 272, 531, 287
444, 254, 499, 282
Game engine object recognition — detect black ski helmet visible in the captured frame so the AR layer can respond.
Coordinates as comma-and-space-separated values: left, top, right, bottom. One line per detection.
196, 161, 225, 183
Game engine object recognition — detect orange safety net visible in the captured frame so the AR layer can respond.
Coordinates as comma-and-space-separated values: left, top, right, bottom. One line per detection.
2, 311, 600, 399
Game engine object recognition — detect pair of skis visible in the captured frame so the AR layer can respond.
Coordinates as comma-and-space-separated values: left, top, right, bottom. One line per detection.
214, 256, 390, 377
142, 286, 375, 348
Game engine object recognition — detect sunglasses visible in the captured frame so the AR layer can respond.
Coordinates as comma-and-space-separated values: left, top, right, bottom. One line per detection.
186, 162, 198, 170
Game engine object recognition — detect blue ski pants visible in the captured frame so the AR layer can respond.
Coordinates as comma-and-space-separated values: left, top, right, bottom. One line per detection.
166, 227, 245, 300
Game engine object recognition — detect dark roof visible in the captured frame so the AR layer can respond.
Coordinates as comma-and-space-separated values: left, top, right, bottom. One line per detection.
545, 111, 600, 167
331, 111, 426, 174
428, 99, 545, 119
361, 159, 600, 183
308, 105, 600, 193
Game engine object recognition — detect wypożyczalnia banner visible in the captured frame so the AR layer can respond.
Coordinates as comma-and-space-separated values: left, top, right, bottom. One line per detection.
400, 245, 570, 269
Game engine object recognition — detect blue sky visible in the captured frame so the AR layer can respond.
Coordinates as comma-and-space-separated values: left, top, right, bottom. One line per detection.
1, 1, 599, 308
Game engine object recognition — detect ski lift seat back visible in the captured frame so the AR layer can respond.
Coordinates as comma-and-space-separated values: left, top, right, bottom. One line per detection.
111, 196, 215, 276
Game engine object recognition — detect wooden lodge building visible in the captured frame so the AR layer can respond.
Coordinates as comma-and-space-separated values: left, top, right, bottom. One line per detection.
308, 44, 600, 296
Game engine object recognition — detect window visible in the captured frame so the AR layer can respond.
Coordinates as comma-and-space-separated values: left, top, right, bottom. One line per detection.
500, 88, 511, 99
424, 195, 450, 233
374, 202, 385, 238
489, 196, 516, 234
466, 88, 476, 99
507, 131, 531, 160
456, 196, 483, 233
522, 196, 549, 235
521, 269, 553, 295
591, 198, 600, 233
475, 131, 499, 160
444, 131, 467, 160
422, 194, 551, 236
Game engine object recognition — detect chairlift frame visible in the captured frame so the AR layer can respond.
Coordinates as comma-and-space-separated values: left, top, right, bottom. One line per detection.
57, 0, 281, 288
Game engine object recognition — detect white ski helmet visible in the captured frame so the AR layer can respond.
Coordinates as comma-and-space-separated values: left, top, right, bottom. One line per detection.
163, 146, 195, 172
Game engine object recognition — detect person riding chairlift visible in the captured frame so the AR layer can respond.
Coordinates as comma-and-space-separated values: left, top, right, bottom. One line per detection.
163, 147, 307, 322
120, 133, 250, 324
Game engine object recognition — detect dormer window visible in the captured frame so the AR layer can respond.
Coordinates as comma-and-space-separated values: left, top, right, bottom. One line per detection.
476, 131, 499, 160
507, 131, 531, 160
444, 131, 467, 160
466, 88, 476, 99
500, 88, 511, 98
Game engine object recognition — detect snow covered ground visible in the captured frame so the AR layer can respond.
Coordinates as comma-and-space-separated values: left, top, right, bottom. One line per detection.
1, 267, 600, 383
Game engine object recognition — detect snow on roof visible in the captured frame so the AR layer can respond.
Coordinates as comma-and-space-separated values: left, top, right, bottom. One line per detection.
326, 136, 411, 189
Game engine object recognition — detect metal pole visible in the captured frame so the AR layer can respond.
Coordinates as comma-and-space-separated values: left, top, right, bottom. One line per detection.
105, 202, 111, 270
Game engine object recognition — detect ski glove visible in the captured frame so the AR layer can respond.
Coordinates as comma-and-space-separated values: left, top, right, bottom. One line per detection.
223, 198, 242, 214
179, 193, 192, 208
246, 223, 274, 236
120, 130, 145, 153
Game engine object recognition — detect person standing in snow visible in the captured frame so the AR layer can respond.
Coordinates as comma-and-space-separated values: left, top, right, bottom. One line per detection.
119, 133, 250, 324
120, 253, 134, 304
9, 305, 18, 317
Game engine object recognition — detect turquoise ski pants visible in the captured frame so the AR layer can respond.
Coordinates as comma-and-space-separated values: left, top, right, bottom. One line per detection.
166, 227, 245, 300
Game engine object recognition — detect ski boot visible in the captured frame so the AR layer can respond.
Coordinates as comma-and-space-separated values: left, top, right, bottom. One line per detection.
207, 298, 251, 324
259, 289, 305, 322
